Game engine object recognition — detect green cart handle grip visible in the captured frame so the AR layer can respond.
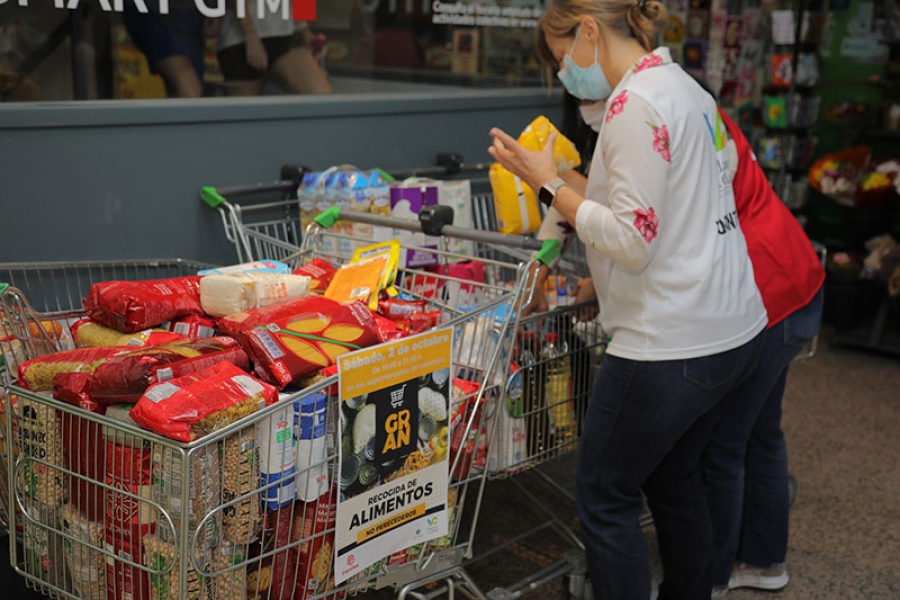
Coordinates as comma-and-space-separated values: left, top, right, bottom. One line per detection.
314, 205, 343, 229
534, 239, 561, 266
0, 282, 7, 294
200, 186, 227, 208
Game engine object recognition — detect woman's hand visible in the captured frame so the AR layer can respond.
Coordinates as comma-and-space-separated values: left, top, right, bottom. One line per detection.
488, 127, 558, 193
572, 277, 599, 322
245, 33, 268, 72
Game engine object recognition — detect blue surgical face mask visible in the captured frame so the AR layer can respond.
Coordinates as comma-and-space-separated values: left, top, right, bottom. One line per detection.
557, 27, 613, 101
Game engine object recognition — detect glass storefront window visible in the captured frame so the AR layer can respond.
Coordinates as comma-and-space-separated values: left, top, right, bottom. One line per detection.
0, 0, 546, 102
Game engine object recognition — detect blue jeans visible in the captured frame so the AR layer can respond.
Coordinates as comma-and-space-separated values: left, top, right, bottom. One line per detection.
702, 287, 824, 586
576, 330, 765, 600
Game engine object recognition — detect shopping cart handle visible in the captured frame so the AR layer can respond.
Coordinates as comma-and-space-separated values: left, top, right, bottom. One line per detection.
200, 186, 227, 209
314, 205, 342, 228
0, 282, 7, 294
534, 239, 562, 266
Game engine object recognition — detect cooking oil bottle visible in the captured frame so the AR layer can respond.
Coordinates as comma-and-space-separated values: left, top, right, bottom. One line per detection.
542, 331, 575, 447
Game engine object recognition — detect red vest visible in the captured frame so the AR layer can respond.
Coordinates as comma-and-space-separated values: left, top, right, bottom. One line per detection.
720, 110, 825, 327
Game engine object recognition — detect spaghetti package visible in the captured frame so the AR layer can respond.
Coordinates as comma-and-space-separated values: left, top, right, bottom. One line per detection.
72, 319, 185, 348
218, 296, 380, 387
89, 336, 251, 404
18, 346, 128, 391
291, 259, 338, 294
490, 115, 581, 235
83, 276, 204, 333
130, 360, 276, 442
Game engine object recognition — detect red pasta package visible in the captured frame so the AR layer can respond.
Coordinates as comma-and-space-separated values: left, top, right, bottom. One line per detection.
130, 360, 277, 442
17, 346, 130, 391
82, 276, 204, 333
53, 372, 104, 414
291, 259, 338, 294
89, 336, 250, 404
218, 296, 380, 387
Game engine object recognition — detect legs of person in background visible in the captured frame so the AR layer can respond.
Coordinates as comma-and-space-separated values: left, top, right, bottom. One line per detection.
156, 55, 203, 98
270, 46, 332, 95
703, 287, 823, 593
223, 79, 263, 96
575, 332, 764, 600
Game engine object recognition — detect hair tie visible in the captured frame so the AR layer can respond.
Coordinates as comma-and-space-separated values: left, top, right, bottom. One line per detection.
636, 0, 648, 11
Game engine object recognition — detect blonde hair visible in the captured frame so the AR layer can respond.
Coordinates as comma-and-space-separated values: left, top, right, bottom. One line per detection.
536, 0, 668, 70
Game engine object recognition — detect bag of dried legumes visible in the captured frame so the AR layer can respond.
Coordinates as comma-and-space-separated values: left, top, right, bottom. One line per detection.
83, 276, 204, 333
17, 347, 129, 391
130, 360, 276, 442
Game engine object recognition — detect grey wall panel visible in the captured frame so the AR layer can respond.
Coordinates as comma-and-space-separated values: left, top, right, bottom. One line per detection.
0, 89, 562, 265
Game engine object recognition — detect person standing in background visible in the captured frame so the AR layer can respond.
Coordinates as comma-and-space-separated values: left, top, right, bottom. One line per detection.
217, 3, 331, 96
122, 0, 213, 98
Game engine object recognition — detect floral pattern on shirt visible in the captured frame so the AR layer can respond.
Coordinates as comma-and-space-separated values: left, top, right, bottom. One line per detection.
605, 91, 629, 123
633, 207, 659, 243
647, 122, 671, 162
634, 54, 663, 73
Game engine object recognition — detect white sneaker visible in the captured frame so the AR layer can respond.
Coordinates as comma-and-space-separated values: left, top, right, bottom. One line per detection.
711, 586, 729, 598
728, 562, 790, 591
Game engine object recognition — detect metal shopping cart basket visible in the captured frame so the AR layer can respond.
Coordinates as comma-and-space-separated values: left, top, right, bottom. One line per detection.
0, 223, 564, 600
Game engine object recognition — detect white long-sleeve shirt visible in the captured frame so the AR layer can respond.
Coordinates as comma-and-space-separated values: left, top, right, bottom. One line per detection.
539, 47, 766, 360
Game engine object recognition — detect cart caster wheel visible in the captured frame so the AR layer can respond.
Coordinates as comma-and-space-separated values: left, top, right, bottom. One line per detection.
788, 474, 797, 507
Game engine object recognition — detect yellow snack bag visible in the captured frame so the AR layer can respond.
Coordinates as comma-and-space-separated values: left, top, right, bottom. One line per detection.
517, 115, 581, 172
324, 256, 389, 308
489, 163, 542, 235
490, 116, 581, 234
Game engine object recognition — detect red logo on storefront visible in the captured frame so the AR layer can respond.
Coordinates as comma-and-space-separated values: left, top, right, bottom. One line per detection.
292, 0, 316, 21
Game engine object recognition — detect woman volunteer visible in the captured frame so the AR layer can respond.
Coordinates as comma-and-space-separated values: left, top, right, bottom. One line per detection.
487, 1, 767, 599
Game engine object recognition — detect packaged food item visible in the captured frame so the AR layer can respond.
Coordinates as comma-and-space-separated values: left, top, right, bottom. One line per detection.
214, 543, 248, 600
351, 239, 402, 304
131, 360, 276, 442
246, 507, 294, 600
83, 276, 204, 333
291, 258, 338, 294
72, 319, 185, 348
105, 533, 150, 600
294, 487, 337, 600
517, 115, 581, 171
198, 260, 291, 276
390, 179, 441, 268
218, 296, 381, 388
104, 411, 155, 545
221, 426, 263, 545
200, 272, 312, 318
294, 393, 328, 502
18, 347, 128, 391
143, 533, 211, 600
259, 403, 297, 510
152, 443, 221, 550
298, 171, 324, 233
19, 396, 66, 507
438, 179, 475, 256
89, 337, 251, 405
377, 298, 428, 320
62, 503, 106, 600
55, 376, 106, 520
323, 256, 389, 308
490, 163, 541, 235
23, 503, 68, 591
168, 314, 218, 339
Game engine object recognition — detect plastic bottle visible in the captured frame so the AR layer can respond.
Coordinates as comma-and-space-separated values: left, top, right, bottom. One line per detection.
518, 329, 548, 457
542, 331, 575, 446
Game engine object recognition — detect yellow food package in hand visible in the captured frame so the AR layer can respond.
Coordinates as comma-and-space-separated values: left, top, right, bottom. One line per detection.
517, 115, 581, 172
489, 162, 543, 235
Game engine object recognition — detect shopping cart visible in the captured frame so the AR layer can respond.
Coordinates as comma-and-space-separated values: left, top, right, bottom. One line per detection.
200, 155, 494, 265
0, 222, 567, 600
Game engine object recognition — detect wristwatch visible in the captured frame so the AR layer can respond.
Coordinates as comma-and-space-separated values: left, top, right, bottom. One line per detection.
538, 177, 568, 208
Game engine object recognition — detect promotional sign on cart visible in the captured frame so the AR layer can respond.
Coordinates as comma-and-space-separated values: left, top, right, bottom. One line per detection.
335, 329, 452, 584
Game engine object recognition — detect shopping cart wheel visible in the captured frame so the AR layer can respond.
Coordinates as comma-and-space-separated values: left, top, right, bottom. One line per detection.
789, 474, 797, 507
